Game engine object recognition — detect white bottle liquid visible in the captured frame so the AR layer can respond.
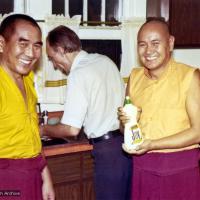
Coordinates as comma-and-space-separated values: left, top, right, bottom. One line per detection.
123, 96, 143, 149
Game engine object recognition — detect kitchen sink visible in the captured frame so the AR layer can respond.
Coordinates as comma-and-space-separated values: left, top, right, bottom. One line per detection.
41, 137, 68, 146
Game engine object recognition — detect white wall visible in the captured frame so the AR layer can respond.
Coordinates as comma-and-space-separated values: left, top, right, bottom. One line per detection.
24, 0, 51, 19
173, 49, 200, 68
123, 0, 146, 19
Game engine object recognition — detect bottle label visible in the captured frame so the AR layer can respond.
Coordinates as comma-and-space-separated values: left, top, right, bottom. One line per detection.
123, 97, 143, 149
124, 124, 143, 149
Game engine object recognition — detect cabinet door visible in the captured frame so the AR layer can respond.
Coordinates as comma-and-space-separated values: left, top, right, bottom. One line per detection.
169, 0, 200, 47
147, 0, 200, 48
82, 152, 95, 200
47, 151, 95, 200
47, 154, 82, 200
54, 182, 81, 200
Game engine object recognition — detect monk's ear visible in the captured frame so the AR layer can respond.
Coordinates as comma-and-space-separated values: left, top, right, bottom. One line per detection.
169, 35, 175, 52
0, 35, 5, 53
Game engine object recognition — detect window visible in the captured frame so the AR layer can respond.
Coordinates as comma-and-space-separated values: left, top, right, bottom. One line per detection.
0, 0, 14, 14
52, 0, 122, 26
81, 40, 121, 70
105, 0, 121, 26
87, 0, 101, 25
52, 0, 65, 15
69, 0, 83, 21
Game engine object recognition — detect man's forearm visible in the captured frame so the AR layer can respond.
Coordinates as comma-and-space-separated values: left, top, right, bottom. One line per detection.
40, 123, 80, 138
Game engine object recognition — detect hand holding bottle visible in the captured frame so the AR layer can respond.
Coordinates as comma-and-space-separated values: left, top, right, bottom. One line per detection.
120, 96, 143, 150
118, 105, 141, 127
122, 139, 152, 155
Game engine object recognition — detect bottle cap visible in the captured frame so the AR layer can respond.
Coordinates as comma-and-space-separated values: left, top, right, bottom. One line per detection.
125, 96, 130, 100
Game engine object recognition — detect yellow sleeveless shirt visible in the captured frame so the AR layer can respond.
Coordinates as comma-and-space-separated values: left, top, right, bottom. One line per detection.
0, 67, 41, 158
128, 59, 198, 152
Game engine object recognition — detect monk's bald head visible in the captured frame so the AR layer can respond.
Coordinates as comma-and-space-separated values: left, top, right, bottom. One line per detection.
138, 19, 171, 41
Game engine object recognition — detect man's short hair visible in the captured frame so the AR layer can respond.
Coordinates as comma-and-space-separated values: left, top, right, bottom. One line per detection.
0, 13, 41, 41
47, 25, 82, 53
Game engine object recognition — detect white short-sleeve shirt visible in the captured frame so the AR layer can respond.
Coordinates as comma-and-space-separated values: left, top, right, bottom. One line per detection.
61, 50, 125, 138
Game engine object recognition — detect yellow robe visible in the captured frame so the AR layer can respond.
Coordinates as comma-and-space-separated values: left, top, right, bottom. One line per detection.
128, 59, 198, 152
0, 67, 41, 158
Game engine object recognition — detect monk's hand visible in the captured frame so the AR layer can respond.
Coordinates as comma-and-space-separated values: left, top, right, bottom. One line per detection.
117, 107, 131, 127
122, 139, 153, 155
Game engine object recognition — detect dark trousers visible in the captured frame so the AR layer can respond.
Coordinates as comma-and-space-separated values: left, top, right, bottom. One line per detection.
92, 134, 132, 200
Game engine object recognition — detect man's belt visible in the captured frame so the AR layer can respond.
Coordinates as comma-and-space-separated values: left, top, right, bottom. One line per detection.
89, 129, 121, 144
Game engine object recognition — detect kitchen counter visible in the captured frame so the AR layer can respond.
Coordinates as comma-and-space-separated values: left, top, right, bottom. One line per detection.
43, 138, 93, 157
